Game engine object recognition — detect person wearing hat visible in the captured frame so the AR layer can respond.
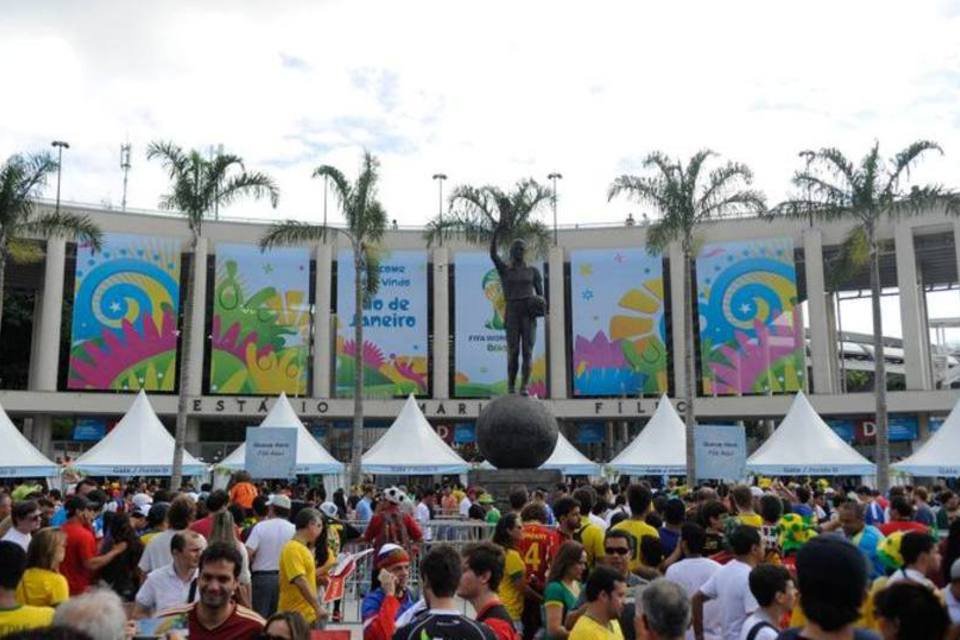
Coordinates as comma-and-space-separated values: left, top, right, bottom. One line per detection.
362, 543, 417, 640
246, 494, 295, 619
363, 487, 422, 564
480, 493, 502, 525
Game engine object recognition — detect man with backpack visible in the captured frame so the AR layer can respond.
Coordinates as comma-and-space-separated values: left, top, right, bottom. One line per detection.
363, 487, 423, 580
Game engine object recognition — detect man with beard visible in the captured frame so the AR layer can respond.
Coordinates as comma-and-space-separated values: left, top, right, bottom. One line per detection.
157, 541, 265, 639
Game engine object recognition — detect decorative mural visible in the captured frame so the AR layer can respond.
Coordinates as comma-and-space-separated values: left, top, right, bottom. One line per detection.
336, 250, 429, 397
570, 248, 668, 396
209, 244, 311, 395
695, 237, 805, 395
454, 252, 547, 397
68, 233, 182, 391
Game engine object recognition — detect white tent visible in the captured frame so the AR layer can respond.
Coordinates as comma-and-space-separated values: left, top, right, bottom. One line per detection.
220, 393, 344, 475
608, 394, 686, 475
73, 390, 206, 476
893, 396, 960, 476
362, 395, 470, 474
0, 399, 58, 477
746, 391, 876, 476
540, 433, 601, 476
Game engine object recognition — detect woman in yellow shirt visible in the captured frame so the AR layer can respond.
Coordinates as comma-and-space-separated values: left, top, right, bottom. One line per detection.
17, 528, 68, 607
493, 512, 527, 628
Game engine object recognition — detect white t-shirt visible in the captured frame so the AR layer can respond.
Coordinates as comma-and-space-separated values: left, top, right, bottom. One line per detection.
415, 502, 433, 541
1, 528, 31, 552
135, 563, 199, 614
459, 496, 472, 518
139, 530, 207, 574
588, 513, 608, 531
245, 517, 295, 572
699, 559, 758, 640
739, 611, 778, 640
944, 586, 960, 625
666, 557, 722, 640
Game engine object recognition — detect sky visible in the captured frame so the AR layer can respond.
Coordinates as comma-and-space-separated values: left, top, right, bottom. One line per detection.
1, 1, 959, 335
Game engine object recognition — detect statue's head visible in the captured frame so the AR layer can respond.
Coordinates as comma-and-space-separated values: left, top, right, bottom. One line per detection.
509, 239, 526, 263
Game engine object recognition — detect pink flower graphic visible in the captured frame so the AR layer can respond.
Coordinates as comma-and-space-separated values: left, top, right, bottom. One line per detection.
709, 319, 801, 394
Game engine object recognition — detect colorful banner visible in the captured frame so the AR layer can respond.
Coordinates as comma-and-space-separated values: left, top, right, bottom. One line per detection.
336, 250, 428, 397
209, 244, 310, 395
570, 249, 668, 396
695, 238, 805, 395
453, 252, 547, 397
68, 233, 182, 391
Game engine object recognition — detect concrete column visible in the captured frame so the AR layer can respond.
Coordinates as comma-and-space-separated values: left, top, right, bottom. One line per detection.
432, 247, 450, 399
186, 237, 208, 396
313, 244, 333, 398
548, 246, 567, 399
955, 221, 960, 294
802, 229, 837, 394
894, 224, 932, 390
28, 415, 53, 457
185, 417, 201, 458
668, 242, 688, 399
31, 237, 66, 392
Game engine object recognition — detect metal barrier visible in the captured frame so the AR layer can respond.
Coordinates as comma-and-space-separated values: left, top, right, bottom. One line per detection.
335, 519, 495, 623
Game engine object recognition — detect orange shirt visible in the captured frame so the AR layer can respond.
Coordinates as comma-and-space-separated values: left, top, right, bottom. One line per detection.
229, 483, 259, 510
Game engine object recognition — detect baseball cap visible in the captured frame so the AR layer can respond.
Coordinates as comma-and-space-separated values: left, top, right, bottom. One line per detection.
132, 504, 150, 518
319, 502, 339, 519
267, 494, 292, 510
477, 493, 494, 505
750, 486, 764, 498
132, 493, 153, 508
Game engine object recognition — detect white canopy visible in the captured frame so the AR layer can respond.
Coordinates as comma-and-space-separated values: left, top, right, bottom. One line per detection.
220, 393, 344, 475
540, 433, 601, 476
747, 391, 876, 476
0, 399, 58, 477
362, 395, 469, 474
893, 396, 960, 476
74, 390, 206, 476
608, 394, 686, 475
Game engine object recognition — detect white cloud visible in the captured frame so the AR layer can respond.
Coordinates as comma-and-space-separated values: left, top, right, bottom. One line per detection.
0, 0, 957, 229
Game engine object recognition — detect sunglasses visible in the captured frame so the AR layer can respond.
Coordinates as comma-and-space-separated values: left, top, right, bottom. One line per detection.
604, 547, 630, 555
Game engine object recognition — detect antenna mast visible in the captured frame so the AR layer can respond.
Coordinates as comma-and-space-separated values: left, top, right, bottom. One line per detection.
120, 143, 132, 212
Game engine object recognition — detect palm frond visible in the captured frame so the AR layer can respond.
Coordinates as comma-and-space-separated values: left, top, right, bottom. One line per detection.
21, 211, 103, 250
827, 226, 870, 289
145, 141, 189, 180
6, 239, 44, 264
770, 198, 849, 222
423, 210, 492, 247
883, 140, 943, 196
359, 199, 388, 246
218, 171, 279, 209
448, 185, 497, 226
696, 161, 754, 212
805, 147, 857, 190
645, 217, 681, 255
700, 189, 767, 220
885, 185, 952, 218
312, 165, 351, 208
642, 151, 679, 181
361, 244, 381, 304
259, 220, 330, 250
606, 175, 669, 211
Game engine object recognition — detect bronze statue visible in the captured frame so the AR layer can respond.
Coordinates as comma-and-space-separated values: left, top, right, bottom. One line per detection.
489, 226, 544, 394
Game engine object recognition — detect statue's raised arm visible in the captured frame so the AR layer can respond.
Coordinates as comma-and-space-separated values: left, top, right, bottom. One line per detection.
489, 223, 507, 277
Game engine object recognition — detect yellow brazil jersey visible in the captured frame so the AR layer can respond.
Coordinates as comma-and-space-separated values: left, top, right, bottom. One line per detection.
16, 567, 69, 607
569, 614, 624, 639
611, 519, 660, 572
738, 513, 763, 528
278, 538, 319, 623
577, 517, 606, 569
0, 604, 55, 636
498, 547, 526, 621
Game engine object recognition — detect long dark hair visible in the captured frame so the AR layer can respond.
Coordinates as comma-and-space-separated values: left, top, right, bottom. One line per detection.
548, 541, 584, 584
942, 518, 960, 586
313, 516, 330, 568
492, 512, 520, 550
264, 611, 311, 640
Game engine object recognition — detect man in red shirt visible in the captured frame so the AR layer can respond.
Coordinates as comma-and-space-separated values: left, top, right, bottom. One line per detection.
60, 496, 128, 595
157, 541, 265, 639
516, 502, 560, 640
363, 488, 423, 554
190, 490, 229, 539
878, 496, 929, 537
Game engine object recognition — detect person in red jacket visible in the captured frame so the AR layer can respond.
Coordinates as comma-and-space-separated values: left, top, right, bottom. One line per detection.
361, 544, 417, 640
363, 487, 423, 556
878, 496, 929, 537
459, 541, 521, 640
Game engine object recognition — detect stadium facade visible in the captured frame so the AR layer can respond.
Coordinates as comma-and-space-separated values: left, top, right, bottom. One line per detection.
1, 201, 958, 465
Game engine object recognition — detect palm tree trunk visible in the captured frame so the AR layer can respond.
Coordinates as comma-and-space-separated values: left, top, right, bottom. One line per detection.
683, 242, 697, 486
869, 224, 889, 492
171, 234, 197, 490
349, 244, 365, 488
0, 253, 6, 345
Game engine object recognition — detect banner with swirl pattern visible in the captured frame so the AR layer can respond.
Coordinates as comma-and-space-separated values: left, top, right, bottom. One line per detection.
209, 244, 310, 395
68, 233, 182, 391
695, 237, 805, 396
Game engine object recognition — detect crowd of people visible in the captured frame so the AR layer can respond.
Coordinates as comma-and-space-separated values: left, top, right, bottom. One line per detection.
0, 473, 957, 639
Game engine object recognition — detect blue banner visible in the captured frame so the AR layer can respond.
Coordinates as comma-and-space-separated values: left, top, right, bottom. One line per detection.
244, 427, 298, 479
73, 419, 106, 442
577, 423, 605, 444
695, 425, 746, 481
454, 424, 476, 444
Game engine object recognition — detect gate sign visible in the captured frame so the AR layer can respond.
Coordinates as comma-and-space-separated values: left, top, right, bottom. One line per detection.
245, 427, 298, 479
694, 425, 746, 481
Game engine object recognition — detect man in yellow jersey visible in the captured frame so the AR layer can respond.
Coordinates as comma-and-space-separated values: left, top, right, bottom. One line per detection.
572, 487, 606, 570
611, 485, 660, 573
731, 486, 763, 528
0, 541, 54, 635
278, 508, 328, 626
569, 566, 626, 639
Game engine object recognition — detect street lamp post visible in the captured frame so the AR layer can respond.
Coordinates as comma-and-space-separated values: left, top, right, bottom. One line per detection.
547, 172, 562, 246
51, 140, 70, 214
432, 173, 447, 246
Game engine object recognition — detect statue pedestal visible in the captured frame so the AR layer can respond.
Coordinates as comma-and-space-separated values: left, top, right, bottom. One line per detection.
476, 394, 559, 469
468, 468, 563, 512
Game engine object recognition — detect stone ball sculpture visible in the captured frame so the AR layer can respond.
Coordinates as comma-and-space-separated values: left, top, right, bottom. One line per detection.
476, 394, 559, 469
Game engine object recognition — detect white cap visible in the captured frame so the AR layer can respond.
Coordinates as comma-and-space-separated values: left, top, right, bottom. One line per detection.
132, 493, 153, 508
319, 502, 339, 519
750, 486, 764, 498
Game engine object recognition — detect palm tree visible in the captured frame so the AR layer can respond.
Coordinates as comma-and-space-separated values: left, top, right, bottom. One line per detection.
770, 141, 956, 492
147, 142, 279, 489
260, 151, 387, 488
424, 179, 552, 256
608, 151, 766, 485
0, 152, 102, 341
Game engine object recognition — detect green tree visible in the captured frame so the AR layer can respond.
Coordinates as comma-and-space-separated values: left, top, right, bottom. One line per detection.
147, 142, 279, 489
260, 151, 387, 487
608, 151, 766, 485
0, 152, 101, 342
424, 179, 552, 257
770, 141, 956, 491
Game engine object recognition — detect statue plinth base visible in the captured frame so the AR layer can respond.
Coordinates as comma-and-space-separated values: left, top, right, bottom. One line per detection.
476, 394, 559, 469
468, 468, 563, 512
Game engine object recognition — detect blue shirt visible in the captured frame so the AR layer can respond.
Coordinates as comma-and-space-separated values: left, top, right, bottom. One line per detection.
851, 524, 885, 580
865, 502, 885, 526
356, 497, 373, 524
361, 587, 417, 626
793, 504, 814, 519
